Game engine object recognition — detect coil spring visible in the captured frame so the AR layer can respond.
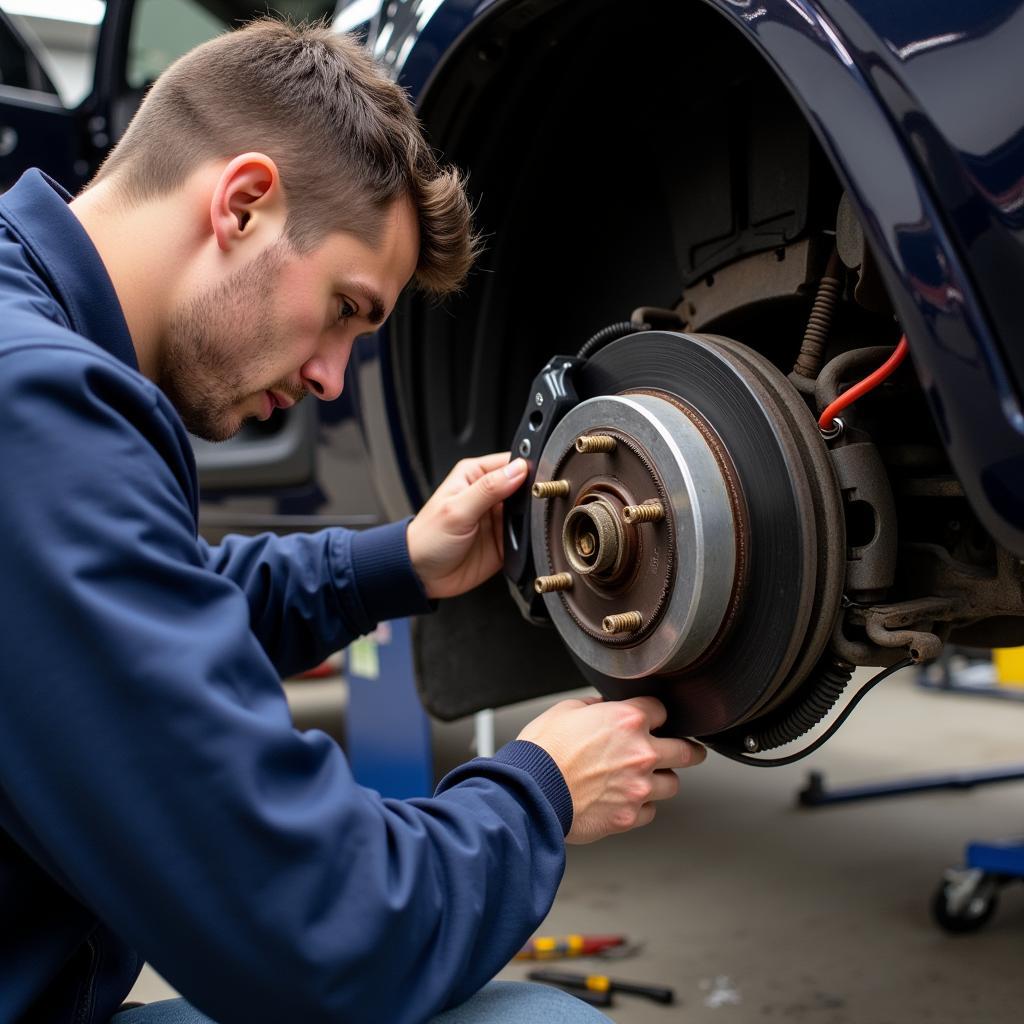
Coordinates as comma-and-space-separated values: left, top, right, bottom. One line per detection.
794, 274, 841, 379
745, 655, 855, 751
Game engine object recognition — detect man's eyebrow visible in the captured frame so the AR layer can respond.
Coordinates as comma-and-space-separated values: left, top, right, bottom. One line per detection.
362, 291, 386, 326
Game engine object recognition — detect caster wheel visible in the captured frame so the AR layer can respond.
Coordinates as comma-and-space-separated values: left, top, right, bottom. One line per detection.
931, 869, 999, 934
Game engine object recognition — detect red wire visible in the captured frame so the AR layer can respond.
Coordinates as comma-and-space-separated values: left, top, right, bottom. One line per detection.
818, 335, 909, 431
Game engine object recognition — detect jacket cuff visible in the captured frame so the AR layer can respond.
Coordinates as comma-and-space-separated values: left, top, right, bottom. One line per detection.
349, 518, 435, 626
493, 740, 573, 836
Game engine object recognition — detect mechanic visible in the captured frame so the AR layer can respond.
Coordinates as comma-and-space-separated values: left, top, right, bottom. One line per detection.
0, 18, 704, 1024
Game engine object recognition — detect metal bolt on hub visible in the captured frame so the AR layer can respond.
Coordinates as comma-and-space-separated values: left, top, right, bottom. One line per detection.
622, 500, 665, 525
602, 611, 643, 635
532, 479, 571, 499
534, 572, 573, 594
575, 434, 617, 454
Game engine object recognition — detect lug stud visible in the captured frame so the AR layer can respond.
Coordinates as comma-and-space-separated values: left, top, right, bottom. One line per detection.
602, 610, 643, 635
622, 500, 665, 525
575, 434, 616, 454
532, 479, 571, 499
534, 573, 573, 594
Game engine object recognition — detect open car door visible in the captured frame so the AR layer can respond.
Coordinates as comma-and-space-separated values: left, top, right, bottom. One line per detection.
0, 3, 116, 191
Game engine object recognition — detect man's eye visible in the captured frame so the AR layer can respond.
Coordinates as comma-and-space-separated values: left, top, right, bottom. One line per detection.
338, 297, 358, 321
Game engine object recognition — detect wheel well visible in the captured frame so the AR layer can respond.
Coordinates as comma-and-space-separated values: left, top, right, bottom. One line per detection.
391, 0, 841, 491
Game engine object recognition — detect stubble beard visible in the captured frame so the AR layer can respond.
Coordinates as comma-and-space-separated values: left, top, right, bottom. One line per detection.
158, 244, 299, 442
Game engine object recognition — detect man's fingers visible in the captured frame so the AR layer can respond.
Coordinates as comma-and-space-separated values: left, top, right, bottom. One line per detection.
457, 451, 516, 482
649, 769, 681, 801
555, 695, 603, 711
634, 803, 657, 829
620, 695, 668, 730
651, 736, 706, 770
445, 458, 527, 530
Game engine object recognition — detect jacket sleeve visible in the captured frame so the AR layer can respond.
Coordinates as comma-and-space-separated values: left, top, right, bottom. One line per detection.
0, 346, 572, 1024
198, 521, 434, 678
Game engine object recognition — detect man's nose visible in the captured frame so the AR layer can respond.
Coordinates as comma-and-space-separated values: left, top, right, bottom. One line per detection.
300, 346, 350, 402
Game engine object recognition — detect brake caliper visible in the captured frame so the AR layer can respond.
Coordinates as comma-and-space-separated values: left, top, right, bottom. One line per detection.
503, 355, 585, 621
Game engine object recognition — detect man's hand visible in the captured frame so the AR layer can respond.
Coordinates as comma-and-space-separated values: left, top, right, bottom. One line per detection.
517, 696, 705, 844
407, 453, 528, 600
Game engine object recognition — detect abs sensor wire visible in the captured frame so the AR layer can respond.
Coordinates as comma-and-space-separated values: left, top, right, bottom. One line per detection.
576, 320, 650, 360
705, 658, 914, 768
818, 335, 909, 432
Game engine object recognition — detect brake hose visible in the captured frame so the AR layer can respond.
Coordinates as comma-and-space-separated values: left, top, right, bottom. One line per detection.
705, 658, 914, 767
818, 335, 909, 432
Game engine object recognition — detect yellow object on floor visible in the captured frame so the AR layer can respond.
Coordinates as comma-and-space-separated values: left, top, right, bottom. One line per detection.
993, 646, 1024, 688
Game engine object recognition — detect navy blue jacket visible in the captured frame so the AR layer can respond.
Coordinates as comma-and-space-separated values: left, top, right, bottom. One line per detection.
0, 171, 572, 1024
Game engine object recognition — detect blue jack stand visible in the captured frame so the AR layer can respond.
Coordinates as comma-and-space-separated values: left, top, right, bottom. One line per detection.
932, 838, 1024, 933
344, 618, 434, 799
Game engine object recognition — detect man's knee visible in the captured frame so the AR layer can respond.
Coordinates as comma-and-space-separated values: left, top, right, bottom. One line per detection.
431, 981, 612, 1024
110, 998, 217, 1024
111, 983, 611, 1024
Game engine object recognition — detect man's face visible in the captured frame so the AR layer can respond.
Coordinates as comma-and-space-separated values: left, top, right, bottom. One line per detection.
158, 198, 419, 442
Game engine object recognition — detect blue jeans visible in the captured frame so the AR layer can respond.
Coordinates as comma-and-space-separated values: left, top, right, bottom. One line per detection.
111, 982, 612, 1023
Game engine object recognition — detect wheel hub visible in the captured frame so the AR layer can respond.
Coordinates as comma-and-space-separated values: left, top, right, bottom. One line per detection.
532, 393, 738, 678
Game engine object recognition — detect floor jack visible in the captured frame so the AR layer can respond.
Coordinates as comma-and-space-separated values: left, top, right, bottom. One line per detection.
797, 649, 1024, 933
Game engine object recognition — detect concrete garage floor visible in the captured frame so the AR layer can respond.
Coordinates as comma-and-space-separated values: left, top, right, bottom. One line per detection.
130, 669, 1023, 1022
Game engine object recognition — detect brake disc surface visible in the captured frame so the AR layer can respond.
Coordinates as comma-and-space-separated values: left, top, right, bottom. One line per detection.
530, 331, 843, 737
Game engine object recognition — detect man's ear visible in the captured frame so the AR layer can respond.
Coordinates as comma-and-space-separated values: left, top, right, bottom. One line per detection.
210, 153, 284, 253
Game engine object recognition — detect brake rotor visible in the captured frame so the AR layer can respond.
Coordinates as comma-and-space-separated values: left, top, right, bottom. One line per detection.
529, 331, 844, 737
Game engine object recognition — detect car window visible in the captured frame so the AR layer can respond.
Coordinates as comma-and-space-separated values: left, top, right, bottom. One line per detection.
0, 2, 104, 106
127, 0, 220, 89
127, 0, 337, 90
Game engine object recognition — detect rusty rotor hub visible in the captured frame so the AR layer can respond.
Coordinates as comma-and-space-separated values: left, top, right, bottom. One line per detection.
531, 393, 738, 679
541, 427, 673, 647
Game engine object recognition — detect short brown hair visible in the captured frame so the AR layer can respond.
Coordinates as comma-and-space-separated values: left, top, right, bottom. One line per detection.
93, 18, 478, 295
